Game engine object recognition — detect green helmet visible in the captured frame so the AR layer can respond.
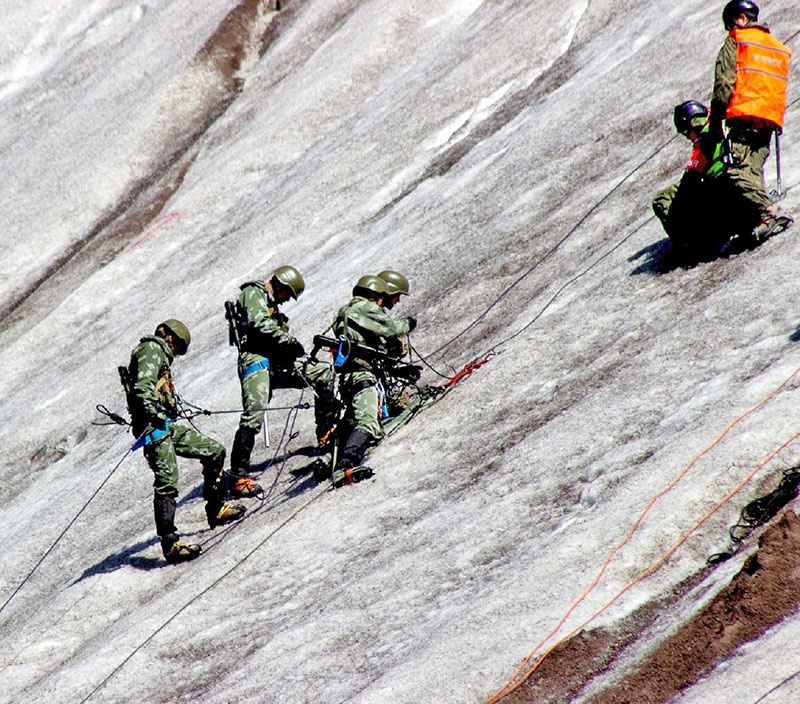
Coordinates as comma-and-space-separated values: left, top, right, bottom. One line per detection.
272, 265, 305, 299
158, 319, 191, 351
377, 270, 409, 296
353, 275, 389, 297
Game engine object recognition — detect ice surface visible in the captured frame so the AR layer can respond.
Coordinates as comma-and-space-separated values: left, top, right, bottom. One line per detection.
1, 1, 799, 703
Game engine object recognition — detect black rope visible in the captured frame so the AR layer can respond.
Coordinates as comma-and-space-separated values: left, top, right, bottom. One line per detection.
731, 467, 800, 537
201, 385, 309, 524
177, 399, 311, 419
93, 404, 129, 427
407, 215, 651, 391
77, 479, 329, 704
0, 439, 140, 617
708, 467, 800, 564
258, 386, 306, 503
407, 341, 453, 380
750, 668, 800, 704
486, 217, 652, 357
423, 135, 679, 361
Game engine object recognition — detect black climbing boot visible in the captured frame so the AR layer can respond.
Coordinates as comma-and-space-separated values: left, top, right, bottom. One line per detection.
336, 428, 373, 470
330, 429, 375, 488
332, 465, 374, 487
230, 426, 257, 476
153, 493, 178, 540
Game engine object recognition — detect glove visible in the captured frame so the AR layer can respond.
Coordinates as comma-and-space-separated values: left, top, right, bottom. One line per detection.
401, 364, 422, 383
288, 338, 306, 358
406, 316, 417, 333
385, 337, 404, 358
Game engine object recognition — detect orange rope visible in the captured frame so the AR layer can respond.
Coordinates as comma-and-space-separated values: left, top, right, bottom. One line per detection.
483, 363, 800, 704
440, 356, 490, 391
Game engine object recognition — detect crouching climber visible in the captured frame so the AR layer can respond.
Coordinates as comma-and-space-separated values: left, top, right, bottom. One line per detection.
652, 100, 729, 256
325, 275, 417, 487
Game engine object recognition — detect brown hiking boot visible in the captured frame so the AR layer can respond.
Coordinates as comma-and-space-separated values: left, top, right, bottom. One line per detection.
751, 214, 793, 243
231, 476, 264, 499
208, 502, 246, 528
163, 540, 202, 563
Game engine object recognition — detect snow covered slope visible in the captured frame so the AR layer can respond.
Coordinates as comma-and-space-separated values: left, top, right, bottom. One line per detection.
1, 1, 800, 702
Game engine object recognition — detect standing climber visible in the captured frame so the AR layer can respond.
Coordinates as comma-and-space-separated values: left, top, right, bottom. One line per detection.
327, 275, 416, 487
125, 319, 245, 563
710, 0, 792, 241
228, 266, 337, 494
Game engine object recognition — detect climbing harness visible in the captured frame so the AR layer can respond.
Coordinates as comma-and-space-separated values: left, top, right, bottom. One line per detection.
130, 421, 171, 451
239, 358, 270, 380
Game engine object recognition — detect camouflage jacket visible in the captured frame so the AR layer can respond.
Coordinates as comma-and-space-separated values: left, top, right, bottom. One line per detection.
238, 281, 295, 365
128, 335, 177, 427
333, 296, 411, 371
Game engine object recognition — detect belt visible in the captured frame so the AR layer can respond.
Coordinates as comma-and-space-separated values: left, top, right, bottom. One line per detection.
240, 358, 270, 380
132, 420, 171, 451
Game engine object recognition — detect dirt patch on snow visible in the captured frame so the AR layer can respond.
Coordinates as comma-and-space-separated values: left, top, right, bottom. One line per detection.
0, 0, 285, 334
495, 510, 800, 703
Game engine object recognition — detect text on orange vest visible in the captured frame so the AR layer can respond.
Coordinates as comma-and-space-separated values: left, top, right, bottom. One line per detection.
727, 26, 792, 130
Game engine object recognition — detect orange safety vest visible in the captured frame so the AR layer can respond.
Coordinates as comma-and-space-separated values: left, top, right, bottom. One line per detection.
727, 26, 792, 129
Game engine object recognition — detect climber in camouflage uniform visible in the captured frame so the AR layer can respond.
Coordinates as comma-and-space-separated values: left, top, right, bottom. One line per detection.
377, 269, 410, 312
126, 319, 245, 563
327, 275, 416, 486
376, 269, 419, 418
229, 266, 337, 495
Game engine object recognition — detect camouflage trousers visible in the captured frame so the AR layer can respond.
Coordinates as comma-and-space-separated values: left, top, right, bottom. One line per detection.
143, 423, 226, 500
338, 369, 386, 443
652, 181, 679, 229
237, 356, 335, 435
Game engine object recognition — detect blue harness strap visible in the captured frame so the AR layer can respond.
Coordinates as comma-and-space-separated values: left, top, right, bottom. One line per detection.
132, 420, 171, 451
376, 381, 389, 419
240, 358, 270, 380
334, 336, 351, 369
